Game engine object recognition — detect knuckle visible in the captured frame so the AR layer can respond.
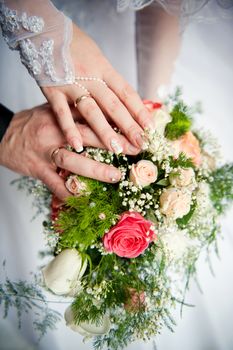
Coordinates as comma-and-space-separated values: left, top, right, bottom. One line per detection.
104, 65, 114, 78
137, 107, 150, 125
127, 124, 140, 138
120, 83, 135, 101
101, 164, 111, 181
107, 97, 121, 114
36, 120, 52, 141
97, 127, 111, 141
54, 106, 66, 120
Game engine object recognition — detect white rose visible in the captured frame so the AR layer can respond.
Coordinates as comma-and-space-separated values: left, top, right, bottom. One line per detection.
169, 167, 196, 188
42, 249, 87, 296
129, 160, 158, 187
160, 187, 192, 219
161, 229, 189, 260
152, 108, 172, 135
64, 306, 111, 337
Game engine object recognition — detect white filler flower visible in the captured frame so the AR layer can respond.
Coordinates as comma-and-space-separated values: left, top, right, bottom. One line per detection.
42, 249, 87, 296
161, 227, 190, 260
64, 306, 111, 337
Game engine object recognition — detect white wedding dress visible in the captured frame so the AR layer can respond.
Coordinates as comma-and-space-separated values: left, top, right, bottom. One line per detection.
0, 1, 233, 350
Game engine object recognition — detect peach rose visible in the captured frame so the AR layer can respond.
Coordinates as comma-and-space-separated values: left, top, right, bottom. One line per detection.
103, 211, 157, 258
129, 160, 158, 187
65, 175, 87, 196
169, 167, 195, 188
172, 131, 202, 167
160, 188, 192, 219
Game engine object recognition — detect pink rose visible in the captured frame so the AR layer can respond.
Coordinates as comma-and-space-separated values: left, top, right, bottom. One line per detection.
103, 212, 156, 258
172, 131, 202, 167
65, 175, 87, 196
129, 160, 158, 187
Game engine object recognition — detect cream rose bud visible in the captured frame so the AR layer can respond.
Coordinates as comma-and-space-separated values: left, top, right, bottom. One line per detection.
129, 160, 158, 187
42, 249, 87, 296
169, 167, 195, 188
65, 175, 87, 196
152, 108, 172, 135
64, 306, 111, 337
160, 187, 192, 219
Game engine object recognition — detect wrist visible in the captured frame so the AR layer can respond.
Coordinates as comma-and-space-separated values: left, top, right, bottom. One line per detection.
0, 104, 14, 143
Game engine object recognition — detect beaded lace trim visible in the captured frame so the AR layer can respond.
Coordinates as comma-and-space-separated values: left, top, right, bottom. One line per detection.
0, 1, 75, 86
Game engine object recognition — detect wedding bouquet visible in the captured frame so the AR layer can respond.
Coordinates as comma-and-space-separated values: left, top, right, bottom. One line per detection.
7, 90, 233, 349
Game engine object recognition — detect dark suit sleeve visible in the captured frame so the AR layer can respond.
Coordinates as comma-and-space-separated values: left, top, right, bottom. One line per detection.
0, 104, 14, 142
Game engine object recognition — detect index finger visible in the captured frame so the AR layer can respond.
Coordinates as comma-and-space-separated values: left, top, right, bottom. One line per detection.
53, 148, 122, 183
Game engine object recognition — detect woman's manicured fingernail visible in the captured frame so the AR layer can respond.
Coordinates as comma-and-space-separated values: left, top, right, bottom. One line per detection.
135, 133, 143, 148
73, 140, 83, 153
110, 139, 123, 154
109, 169, 121, 182
128, 144, 140, 154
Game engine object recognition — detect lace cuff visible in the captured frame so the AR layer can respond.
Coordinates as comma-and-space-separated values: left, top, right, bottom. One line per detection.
0, 0, 75, 86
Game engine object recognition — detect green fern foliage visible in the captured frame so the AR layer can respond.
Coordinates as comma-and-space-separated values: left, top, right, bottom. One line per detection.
209, 163, 233, 214
165, 102, 192, 140
0, 272, 61, 340
57, 178, 122, 251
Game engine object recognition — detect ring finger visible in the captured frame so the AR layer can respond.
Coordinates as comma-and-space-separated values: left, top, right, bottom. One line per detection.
69, 87, 136, 154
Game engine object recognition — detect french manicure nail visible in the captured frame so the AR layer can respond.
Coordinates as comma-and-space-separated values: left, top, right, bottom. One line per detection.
109, 169, 121, 182
110, 139, 123, 155
73, 140, 83, 153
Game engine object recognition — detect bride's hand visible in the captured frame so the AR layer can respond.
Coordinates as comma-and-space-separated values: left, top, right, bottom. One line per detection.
0, 104, 139, 200
42, 24, 152, 153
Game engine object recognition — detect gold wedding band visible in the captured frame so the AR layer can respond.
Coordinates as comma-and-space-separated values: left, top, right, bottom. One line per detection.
51, 146, 65, 166
74, 94, 91, 108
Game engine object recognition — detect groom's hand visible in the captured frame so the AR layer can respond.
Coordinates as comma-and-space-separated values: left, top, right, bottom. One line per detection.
0, 104, 130, 200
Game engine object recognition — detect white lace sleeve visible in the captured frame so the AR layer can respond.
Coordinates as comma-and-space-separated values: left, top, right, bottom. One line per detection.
0, 0, 75, 86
